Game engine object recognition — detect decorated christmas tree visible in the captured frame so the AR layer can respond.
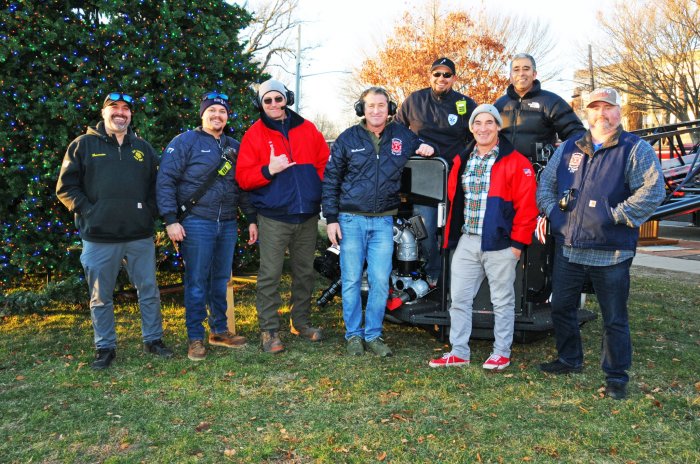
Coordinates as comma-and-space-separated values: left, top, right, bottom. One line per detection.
0, 0, 263, 286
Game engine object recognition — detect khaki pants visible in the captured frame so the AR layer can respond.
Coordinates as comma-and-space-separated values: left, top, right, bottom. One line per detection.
256, 215, 319, 331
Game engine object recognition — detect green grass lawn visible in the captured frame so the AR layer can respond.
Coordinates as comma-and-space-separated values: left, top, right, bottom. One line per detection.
1, 271, 698, 463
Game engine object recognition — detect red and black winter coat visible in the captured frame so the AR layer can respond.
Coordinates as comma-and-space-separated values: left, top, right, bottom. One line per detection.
236, 109, 329, 223
443, 137, 538, 251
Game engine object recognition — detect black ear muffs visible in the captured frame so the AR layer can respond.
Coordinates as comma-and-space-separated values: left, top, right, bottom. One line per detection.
254, 87, 295, 111
353, 99, 397, 117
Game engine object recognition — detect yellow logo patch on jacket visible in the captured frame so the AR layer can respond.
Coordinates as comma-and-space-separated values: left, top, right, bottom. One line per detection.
132, 150, 144, 162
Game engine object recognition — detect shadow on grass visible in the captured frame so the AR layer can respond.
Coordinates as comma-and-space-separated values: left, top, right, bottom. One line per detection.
0, 273, 698, 463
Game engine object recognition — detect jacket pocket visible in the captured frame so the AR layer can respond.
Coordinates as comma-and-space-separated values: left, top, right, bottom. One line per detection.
81, 198, 153, 238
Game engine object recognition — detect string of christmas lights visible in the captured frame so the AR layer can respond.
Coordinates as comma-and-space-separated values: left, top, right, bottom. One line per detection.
1, 1, 265, 286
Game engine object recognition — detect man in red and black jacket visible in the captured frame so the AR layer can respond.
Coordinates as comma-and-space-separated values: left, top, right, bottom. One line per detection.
236, 79, 330, 354
429, 104, 538, 371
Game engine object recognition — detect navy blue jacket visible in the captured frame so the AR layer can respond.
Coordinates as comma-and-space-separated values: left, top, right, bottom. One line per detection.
322, 121, 422, 223
548, 131, 639, 251
156, 128, 255, 225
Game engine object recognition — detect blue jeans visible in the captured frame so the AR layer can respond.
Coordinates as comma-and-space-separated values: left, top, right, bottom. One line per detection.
413, 203, 441, 281
550, 245, 632, 384
80, 238, 163, 349
180, 215, 237, 340
338, 213, 394, 341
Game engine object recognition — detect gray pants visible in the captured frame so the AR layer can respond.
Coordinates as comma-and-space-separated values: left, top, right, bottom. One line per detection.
80, 238, 163, 349
256, 215, 318, 331
448, 234, 518, 360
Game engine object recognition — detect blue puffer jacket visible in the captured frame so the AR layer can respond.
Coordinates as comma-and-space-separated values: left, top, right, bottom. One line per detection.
322, 121, 422, 223
156, 128, 255, 225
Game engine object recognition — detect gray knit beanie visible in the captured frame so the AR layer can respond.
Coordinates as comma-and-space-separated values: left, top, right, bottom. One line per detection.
468, 104, 503, 132
258, 79, 288, 105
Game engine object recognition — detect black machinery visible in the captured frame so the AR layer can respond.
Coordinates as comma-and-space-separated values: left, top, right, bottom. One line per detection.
316, 121, 700, 342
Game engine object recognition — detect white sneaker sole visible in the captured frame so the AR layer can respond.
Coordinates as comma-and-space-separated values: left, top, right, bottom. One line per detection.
483, 362, 510, 370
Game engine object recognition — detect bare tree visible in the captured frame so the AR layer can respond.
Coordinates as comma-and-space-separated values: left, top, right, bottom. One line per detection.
592, 0, 700, 125
240, 0, 303, 74
309, 113, 342, 140
479, 13, 561, 82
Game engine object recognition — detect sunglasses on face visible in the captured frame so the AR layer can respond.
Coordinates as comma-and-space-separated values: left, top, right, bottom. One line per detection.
202, 92, 229, 101
432, 71, 453, 78
107, 92, 134, 104
263, 96, 285, 105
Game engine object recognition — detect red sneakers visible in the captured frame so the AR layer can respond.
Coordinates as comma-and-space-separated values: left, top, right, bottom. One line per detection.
428, 353, 469, 368
482, 354, 510, 371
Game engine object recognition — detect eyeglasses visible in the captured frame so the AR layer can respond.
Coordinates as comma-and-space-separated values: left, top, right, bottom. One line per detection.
202, 92, 229, 101
558, 189, 577, 212
106, 92, 134, 104
263, 96, 285, 105
432, 71, 453, 78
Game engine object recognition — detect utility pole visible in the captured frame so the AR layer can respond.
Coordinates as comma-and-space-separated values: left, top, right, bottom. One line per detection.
588, 44, 595, 91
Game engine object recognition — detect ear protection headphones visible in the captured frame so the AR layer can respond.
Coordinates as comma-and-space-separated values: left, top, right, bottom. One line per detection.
253, 84, 295, 111
354, 87, 397, 117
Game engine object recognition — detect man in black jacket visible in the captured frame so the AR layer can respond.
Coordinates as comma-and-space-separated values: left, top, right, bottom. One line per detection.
397, 57, 477, 286
56, 92, 172, 370
494, 53, 585, 160
323, 87, 433, 358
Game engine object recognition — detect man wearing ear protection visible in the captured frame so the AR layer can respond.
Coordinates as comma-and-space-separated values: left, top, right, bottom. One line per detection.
322, 87, 434, 358
57, 92, 172, 369
236, 79, 330, 354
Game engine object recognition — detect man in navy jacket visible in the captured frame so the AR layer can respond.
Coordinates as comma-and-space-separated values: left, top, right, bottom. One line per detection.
536, 88, 665, 399
323, 87, 434, 358
157, 92, 257, 362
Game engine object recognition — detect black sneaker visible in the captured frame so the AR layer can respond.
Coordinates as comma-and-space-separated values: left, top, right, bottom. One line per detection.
144, 339, 174, 358
605, 382, 628, 400
91, 348, 116, 370
538, 359, 582, 374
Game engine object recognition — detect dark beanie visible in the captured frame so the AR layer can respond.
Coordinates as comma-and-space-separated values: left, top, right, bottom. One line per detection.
199, 96, 230, 117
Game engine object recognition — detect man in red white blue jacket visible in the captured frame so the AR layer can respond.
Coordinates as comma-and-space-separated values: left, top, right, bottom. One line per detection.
236, 79, 329, 354
429, 104, 538, 371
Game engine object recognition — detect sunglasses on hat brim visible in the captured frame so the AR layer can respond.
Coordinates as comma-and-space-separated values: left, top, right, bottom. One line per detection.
202, 92, 229, 101
106, 92, 134, 105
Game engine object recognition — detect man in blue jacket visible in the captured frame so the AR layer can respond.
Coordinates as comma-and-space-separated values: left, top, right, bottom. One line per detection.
57, 92, 172, 369
536, 88, 665, 399
157, 92, 257, 362
323, 87, 434, 357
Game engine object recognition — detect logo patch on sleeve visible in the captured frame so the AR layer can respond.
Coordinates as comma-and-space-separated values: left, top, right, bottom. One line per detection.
391, 138, 403, 156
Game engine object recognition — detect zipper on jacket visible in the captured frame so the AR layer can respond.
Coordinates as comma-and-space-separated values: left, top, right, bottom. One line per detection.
373, 143, 380, 212
565, 152, 595, 246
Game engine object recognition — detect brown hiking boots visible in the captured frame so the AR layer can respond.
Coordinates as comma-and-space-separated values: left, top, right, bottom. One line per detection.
261, 330, 285, 354
188, 340, 206, 361
290, 324, 323, 342
208, 331, 247, 348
